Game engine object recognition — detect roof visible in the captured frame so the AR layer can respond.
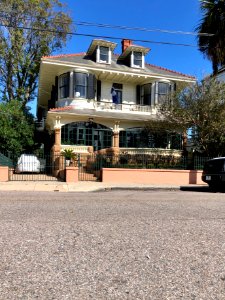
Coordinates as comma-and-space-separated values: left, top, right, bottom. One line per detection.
86, 39, 117, 55
42, 53, 195, 80
118, 45, 150, 60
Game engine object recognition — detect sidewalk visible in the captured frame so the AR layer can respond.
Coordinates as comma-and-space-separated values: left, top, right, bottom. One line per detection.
0, 181, 208, 192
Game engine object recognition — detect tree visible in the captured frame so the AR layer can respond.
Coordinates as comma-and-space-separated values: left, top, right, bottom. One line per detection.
0, 0, 72, 107
0, 100, 35, 153
196, 0, 225, 74
159, 77, 225, 156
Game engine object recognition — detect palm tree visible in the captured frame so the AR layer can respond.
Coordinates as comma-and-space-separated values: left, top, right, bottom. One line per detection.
196, 0, 225, 74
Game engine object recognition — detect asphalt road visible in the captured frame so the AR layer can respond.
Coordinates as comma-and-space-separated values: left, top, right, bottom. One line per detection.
0, 190, 225, 300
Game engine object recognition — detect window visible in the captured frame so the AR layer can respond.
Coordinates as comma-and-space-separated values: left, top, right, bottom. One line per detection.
112, 83, 123, 104
99, 46, 109, 63
59, 73, 69, 99
141, 83, 152, 105
119, 128, 144, 148
158, 82, 170, 104
61, 122, 112, 151
74, 72, 88, 98
133, 51, 142, 68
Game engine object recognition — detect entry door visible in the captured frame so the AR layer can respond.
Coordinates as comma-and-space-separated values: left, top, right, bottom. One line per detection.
93, 130, 100, 151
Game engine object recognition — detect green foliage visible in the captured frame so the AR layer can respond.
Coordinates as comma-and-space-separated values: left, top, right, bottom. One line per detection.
0, 100, 34, 153
196, 0, 225, 74
160, 77, 225, 156
0, 0, 72, 106
61, 149, 77, 160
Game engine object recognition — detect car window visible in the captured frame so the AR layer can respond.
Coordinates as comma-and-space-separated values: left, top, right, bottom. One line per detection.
204, 159, 225, 172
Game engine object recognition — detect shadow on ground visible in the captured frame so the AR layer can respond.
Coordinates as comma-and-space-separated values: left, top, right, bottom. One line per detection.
180, 185, 225, 193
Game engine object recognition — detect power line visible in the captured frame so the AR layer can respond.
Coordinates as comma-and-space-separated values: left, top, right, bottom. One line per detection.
0, 9, 215, 37
0, 23, 197, 48
74, 21, 214, 37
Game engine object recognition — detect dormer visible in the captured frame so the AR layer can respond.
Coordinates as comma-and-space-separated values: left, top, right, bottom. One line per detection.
86, 39, 117, 64
118, 39, 150, 69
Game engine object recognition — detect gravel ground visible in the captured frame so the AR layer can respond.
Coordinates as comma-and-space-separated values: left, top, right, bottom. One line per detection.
0, 190, 225, 299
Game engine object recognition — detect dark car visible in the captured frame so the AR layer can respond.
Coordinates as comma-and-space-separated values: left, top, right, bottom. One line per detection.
202, 157, 225, 189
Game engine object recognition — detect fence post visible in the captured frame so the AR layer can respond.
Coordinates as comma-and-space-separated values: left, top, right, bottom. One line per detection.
187, 151, 194, 170
66, 167, 79, 182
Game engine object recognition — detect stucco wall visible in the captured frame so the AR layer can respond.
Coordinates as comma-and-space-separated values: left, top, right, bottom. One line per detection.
0, 166, 9, 182
102, 168, 205, 185
101, 81, 136, 104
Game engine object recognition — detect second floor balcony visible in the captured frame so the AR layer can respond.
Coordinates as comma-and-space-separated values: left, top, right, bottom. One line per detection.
56, 98, 156, 115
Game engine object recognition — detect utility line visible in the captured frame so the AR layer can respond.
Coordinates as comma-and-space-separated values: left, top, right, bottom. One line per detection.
74, 21, 214, 37
0, 23, 197, 48
0, 9, 215, 37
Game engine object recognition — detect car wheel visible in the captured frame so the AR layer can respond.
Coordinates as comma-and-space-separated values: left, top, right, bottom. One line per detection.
208, 183, 218, 192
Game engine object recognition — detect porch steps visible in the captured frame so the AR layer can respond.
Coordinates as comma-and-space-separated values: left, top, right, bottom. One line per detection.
79, 166, 98, 181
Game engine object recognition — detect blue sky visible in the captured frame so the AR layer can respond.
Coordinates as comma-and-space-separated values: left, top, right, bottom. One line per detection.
59, 0, 212, 80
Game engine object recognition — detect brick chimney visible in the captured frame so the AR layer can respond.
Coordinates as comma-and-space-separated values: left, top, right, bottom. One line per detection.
121, 39, 132, 53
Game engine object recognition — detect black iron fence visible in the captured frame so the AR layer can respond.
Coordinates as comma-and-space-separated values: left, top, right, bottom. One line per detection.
0, 151, 65, 181
0, 150, 214, 182
84, 153, 213, 171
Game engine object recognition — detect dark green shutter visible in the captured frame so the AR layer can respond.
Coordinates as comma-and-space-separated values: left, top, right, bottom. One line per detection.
136, 85, 141, 104
87, 74, 96, 99
97, 80, 101, 101
66, 72, 70, 98
55, 76, 58, 101
173, 82, 176, 91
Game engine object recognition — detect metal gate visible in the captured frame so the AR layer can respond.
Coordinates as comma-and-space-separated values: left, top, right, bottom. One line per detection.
78, 153, 104, 181
0, 152, 65, 181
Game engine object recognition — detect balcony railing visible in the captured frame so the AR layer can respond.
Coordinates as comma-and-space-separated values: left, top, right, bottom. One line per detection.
55, 99, 154, 114
94, 101, 152, 113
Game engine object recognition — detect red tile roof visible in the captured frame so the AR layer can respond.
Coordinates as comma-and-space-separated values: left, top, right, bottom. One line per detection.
49, 106, 73, 112
146, 63, 196, 79
42, 53, 86, 59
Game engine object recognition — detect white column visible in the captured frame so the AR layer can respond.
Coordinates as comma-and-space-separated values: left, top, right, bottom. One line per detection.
155, 82, 159, 105
69, 71, 73, 98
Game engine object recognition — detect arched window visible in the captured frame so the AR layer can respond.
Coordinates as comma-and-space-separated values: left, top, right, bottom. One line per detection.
61, 122, 112, 151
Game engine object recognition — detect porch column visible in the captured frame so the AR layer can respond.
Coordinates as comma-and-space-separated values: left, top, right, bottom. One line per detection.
51, 116, 63, 177
52, 116, 61, 152
54, 127, 61, 150
112, 121, 120, 148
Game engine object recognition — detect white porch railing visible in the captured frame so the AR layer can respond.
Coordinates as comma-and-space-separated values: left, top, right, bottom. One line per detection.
94, 101, 152, 113
61, 145, 93, 153
120, 148, 182, 157
54, 99, 153, 114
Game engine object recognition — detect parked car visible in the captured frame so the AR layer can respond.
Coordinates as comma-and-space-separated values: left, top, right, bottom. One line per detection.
15, 154, 41, 173
202, 157, 225, 189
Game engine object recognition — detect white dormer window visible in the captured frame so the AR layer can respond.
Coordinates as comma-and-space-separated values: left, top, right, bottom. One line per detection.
87, 40, 117, 64
131, 51, 144, 68
97, 46, 111, 64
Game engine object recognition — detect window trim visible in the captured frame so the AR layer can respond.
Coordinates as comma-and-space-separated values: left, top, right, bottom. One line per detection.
131, 51, 144, 68
73, 72, 88, 99
112, 83, 123, 104
140, 83, 152, 106
157, 81, 171, 105
97, 45, 111, 64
